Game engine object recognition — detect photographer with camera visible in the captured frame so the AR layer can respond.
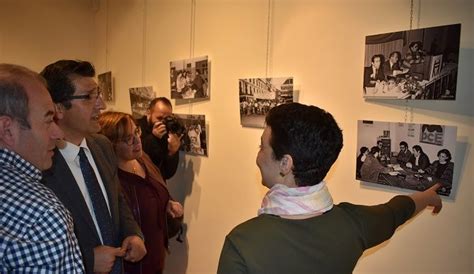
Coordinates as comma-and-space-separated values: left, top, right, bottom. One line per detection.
137, 97, 183, 180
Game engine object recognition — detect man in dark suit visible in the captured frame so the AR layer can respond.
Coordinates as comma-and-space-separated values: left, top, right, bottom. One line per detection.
407, 145, 431, 172
363, 54, 385, 93
41, 60, 146, 273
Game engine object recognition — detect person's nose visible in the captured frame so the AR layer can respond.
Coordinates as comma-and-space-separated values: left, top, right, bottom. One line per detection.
96, 95, 106, 110
50, 121, 64, 140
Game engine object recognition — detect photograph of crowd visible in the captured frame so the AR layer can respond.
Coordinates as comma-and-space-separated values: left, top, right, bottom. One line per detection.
363, 23, 461, 100
239, 77, 293, 128
175, 114, 207, 156
170, 55, 209, 100
356, 120, 457, 197
129, 86, 155, 119
98, 71, 113, 102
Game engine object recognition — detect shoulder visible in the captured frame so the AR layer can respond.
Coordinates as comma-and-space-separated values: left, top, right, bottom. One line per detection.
227, 215, 275, 239
1, 179, 67, 233
88, 133, 112, 146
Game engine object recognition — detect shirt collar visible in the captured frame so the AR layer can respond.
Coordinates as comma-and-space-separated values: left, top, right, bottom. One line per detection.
59, 138, 91, 162
0, 148, 42, 180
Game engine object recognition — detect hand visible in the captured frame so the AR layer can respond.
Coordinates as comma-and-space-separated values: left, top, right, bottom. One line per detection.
418, 169, 425, 174
406, 162, 413, 168
425, 183, 443, 214
152, 122, 167, 139
121, 235, 147, 263
168, 133, 182, 155
93, 245, 125, 273
167, 200, 184, 218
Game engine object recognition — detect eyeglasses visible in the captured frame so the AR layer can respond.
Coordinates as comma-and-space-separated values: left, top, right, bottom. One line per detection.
68, 89, 103, 101
121, 127, 142, 145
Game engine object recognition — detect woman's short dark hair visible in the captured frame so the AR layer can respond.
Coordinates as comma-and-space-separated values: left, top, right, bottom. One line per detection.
40, 60, 95, 109
437, 149, 452, 162
265, 103, 343, 187
370, 146, 380, 155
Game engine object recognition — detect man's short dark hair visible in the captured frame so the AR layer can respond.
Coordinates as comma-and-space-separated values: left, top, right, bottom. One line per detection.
389, 51, 401, 59
40, 60, 95, 109
148, 97, 172, 110
412, 145, 423, 153
400, 141, 408, 147
0, 64, 46, 129
265, 103, 343, 187
371, 54, 382, 63
359, 146, 368, 154
370, 146, 380, 155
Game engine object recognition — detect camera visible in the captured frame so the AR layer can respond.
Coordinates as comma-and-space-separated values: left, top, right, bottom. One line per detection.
163, 115, 185, 136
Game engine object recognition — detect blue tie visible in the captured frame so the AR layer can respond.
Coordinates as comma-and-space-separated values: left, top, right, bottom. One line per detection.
78, 147, 121, 273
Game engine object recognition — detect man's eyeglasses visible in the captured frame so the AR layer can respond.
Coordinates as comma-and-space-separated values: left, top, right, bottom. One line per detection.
121, 127, 142, 146
68, 89, 103, 101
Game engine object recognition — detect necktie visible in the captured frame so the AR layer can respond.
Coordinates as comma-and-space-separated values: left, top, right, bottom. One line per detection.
78, 147, 121, 273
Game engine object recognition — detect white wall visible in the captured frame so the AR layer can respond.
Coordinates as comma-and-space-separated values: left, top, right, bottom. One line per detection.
0, 0, 97, 71
2, 0, 472, 273
94, 0, 473, 273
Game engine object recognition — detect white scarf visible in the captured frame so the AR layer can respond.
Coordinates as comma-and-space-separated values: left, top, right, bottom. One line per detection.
258, 181, 334, 217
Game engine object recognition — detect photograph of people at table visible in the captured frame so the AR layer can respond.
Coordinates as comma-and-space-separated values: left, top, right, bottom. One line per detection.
362, 23, 460, 100
356, 120, 457, 196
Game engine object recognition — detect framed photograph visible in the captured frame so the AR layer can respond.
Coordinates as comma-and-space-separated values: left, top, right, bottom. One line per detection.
363, 24, 461, 100
175, 114, 207, 156
356, 120, 457, 197
129, 86, 155, 119
98, 71, 113, 102
239, 77, 293, 128
170, 55, 209, 101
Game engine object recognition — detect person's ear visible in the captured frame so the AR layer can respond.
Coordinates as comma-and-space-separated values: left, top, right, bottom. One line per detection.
279, 154, 294, 176
54, 103, 65, 121
0, 116, 17, 146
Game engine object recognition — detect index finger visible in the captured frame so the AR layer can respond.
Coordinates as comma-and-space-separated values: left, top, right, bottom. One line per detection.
429, 183, 442, 192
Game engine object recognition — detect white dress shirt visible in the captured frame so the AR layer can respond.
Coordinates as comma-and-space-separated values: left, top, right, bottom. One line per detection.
59, 139, 111, 244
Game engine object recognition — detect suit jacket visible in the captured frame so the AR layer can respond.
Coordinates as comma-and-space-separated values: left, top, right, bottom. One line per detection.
363, 66, 385, 88
42, 134, 143, 273
408, 152, 430, 171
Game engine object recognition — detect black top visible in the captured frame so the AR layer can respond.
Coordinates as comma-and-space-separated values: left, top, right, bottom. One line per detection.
136, 116, 179, 179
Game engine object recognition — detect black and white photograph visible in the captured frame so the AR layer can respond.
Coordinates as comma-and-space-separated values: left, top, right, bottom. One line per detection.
98, 71, 113, 102
129, 86, 155, 119
356, 120, 457, 196
363, 23, 461, 100
174, 114, 207, 156
170, 55, 209, 100
239, 77, 293, 128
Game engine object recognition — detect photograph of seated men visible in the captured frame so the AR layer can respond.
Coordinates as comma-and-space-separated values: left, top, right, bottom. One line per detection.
363, 24, 460, 100
357, 120, 457, 196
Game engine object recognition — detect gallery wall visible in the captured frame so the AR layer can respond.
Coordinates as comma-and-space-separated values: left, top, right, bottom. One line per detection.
1, 0, 472, 273
0, 0, 97, 72
94, 1, 473, 273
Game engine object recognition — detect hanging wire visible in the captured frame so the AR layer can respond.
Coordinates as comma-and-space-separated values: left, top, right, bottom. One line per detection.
105, 0, 109, 70
188, 0, 197, 110
141, 0, 148, 85
190, 0, 196, 59
265, 0, 272, 78
404, 0, 415, 123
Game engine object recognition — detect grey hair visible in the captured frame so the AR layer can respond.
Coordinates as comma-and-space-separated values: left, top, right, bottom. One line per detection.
0, 64, 45, 129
